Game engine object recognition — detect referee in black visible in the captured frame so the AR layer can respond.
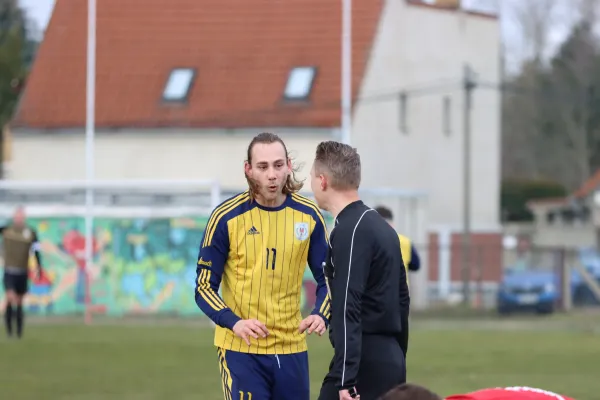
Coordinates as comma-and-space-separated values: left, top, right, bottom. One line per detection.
309, 141, 410, 400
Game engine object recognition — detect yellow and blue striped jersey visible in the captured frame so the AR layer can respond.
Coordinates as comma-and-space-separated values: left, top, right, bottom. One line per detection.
195, 191, 331, 355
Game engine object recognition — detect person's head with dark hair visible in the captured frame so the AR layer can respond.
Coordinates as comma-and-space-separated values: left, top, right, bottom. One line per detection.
310, 141, 361, 214
374, 205, 393, 224
378, 383, 443, 400
244, 132, 304, 205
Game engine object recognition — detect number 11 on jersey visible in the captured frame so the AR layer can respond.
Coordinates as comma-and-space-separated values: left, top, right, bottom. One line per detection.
265, 248, 276, 270
239, 391, 252, 400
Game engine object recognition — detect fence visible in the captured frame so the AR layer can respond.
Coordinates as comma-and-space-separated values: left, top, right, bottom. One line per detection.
7, 182, 598, 317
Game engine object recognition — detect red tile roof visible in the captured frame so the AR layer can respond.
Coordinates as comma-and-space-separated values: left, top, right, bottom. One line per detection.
573, 170, 600, 199
12, 0, 384, 129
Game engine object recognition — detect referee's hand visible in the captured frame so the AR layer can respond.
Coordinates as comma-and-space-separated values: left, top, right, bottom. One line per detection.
339, 389, 359, 399
298, 315, 326, 336
233, 319, 269, 346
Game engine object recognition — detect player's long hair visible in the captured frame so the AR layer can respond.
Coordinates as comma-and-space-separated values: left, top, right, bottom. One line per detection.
245, 132, 304, 200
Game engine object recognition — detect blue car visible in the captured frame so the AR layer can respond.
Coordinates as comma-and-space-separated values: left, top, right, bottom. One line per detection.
497, 248, 600, 314
496, 269, 558, 315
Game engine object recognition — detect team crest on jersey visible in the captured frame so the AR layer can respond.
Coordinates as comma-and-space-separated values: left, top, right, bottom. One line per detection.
22, 229, 31, 239
294, 222, 309, 241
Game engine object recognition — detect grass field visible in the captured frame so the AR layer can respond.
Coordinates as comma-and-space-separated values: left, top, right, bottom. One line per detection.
0, 316, 599, 400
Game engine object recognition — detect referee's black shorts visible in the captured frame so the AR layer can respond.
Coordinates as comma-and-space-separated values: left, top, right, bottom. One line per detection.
2, 271, 29, 295
318, 334, 406, 400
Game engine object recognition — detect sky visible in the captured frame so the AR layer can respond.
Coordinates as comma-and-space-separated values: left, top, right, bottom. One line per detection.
19, 0, 55, 33
16, 0, 583, 75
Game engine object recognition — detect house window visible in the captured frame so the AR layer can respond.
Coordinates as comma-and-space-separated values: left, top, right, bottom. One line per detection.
163, 68, 196, 102
284, 67, 316, 100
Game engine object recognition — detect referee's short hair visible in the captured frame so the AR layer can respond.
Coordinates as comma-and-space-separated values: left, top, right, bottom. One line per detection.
374, 205, 393, 221
314, 141, 361, 190
378, 384, 442, 400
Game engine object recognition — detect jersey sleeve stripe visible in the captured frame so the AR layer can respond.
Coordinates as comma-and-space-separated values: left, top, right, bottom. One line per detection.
202, 269, 229, 309
322, 301, 331, 320
196, 269, 227, 311
202, 191, 248, 247
205, 276, 230, 310
319, 292, 330, 315
196, 269, 222, 311
203, 193, 249, 248
291, 194, 328, 242
320, 293, 331, 319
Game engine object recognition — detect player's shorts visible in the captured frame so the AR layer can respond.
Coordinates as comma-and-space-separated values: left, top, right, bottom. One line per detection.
217, 347, 309, 400
2, 270, 29, 295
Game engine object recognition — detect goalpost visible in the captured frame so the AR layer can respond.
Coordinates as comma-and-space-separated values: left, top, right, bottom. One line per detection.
0, 179, 222, 323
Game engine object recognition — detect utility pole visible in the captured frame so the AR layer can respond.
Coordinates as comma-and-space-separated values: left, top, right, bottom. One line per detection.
461, 64, 476, 306
0, 126, 4, 180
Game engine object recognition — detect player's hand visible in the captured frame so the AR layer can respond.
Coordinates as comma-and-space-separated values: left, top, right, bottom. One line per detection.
232, 319, 269, 346
298, 314, 326, 336
339, 389, 359, 399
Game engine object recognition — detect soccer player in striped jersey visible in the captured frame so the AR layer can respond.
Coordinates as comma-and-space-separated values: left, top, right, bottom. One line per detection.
195, 132, 331, 400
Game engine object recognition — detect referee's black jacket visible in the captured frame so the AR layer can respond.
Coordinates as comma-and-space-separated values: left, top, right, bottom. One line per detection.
324, 200, 410, 391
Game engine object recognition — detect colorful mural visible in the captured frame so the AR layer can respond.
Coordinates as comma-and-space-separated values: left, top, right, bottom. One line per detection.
0, 216, 321, 317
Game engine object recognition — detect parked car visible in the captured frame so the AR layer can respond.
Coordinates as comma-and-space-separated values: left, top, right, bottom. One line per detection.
497, 268, 558, 315
497, 248, 600, 315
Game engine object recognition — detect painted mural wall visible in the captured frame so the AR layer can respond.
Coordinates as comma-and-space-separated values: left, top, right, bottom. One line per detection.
0, 216, 322, 317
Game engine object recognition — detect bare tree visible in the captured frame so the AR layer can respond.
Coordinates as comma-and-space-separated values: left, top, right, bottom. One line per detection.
500, 0, 563, 181
550, 19, 599, 187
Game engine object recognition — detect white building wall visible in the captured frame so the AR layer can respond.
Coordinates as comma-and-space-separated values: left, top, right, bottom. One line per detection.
7, 129, 335, 190
352, 1, 501, 231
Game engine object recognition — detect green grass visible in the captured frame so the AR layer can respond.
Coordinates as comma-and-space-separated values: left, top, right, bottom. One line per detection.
0, 320, 598, 399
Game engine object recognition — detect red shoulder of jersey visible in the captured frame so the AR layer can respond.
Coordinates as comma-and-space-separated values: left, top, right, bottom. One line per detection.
445, 387, 573, 400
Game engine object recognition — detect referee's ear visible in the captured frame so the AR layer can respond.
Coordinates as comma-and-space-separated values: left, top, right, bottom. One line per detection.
378, 383, 443, 400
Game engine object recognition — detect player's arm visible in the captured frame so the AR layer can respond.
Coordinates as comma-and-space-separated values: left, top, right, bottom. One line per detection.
408, 244, 420, 271
307, 212, 330, 325
398, 237, 411, 356
31, 230, 43, 274
194, 216, 241, 330
329, 222, 373, 391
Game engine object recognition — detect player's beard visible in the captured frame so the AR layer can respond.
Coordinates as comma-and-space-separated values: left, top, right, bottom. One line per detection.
260, 180, 284, 202
247, 176, 285, 204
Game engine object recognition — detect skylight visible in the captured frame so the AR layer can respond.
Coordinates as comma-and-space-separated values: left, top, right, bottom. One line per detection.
162, 68, 196, 102
284, 67, 316, 100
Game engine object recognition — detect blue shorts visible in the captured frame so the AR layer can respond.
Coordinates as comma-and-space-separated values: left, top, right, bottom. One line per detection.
217, 348, 309, 400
